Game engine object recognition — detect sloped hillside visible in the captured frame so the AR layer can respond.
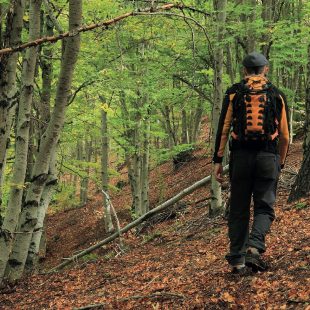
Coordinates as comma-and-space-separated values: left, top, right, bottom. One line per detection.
0, 141, 309, 309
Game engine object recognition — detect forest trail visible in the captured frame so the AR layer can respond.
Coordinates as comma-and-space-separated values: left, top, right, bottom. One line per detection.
0, 141, 309, 309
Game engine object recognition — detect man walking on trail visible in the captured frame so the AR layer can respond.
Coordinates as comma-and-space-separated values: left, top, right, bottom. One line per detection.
213, 52, 290, 274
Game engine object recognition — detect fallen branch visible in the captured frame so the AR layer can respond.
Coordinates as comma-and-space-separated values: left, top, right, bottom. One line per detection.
0, 3, 208, 56
50, 165, 229, 271
102, 190, 124, 250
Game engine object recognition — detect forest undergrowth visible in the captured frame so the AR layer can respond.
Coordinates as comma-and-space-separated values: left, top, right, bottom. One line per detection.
0, 141, 309, 309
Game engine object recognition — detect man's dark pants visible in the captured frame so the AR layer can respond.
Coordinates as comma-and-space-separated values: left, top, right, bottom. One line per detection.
226, 149, 281, 265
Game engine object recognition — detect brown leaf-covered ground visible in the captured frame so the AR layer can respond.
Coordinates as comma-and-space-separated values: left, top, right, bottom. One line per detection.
0, 140, 309, 309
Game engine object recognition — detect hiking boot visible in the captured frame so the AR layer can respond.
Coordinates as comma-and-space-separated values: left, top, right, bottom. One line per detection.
245, 247, 268, 272
231, 266, 248, 275
230, 263, 250, 275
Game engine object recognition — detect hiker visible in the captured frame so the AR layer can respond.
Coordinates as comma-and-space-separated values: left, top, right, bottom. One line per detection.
213, 52, 290, 274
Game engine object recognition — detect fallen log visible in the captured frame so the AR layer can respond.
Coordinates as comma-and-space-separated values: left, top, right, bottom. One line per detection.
50, 165, 229, 271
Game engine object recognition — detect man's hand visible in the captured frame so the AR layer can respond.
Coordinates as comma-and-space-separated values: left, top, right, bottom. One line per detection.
214, 163, 224, 183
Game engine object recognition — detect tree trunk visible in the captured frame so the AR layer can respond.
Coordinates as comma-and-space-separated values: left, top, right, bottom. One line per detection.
181, 110, 188, 144
289, 106, 294, 145
80, 140, 92, 206
288, 45, 310, 201
133, 113, 142, 216
141, 118, 150, 214
25, 149, 57, 270
191, 101, 204, 143
246, 0, 256, 52
161, 105, 177, 148
0, 0, 41, 283
22, 13, 55, 272
261, 0, 273, 57
0, 0, 25, 207
5, 0, 82, 282
226, 43, 235, 84
210, 0, 227, 217
101, 108, 114, 233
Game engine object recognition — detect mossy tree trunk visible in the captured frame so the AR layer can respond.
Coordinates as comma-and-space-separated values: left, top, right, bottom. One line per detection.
210, 0, 227, 217
100, 106, 114, 233
5, 0, 82, 282
0, 0, 25, 208
25, 13, 56, 271
288, 45, 310, 202
0, 0, 40, 283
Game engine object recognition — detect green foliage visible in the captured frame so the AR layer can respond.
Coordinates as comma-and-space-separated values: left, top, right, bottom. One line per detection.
156, 144, 195, 165
293, 202, 308, 210
2, 0, 308, 222
51, 184, 79, 211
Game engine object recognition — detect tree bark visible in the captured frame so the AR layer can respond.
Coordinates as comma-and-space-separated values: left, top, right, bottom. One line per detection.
0, 0, 25, 207
5, 0, 82, 282
288, 45, 310, 201
101, 107, 114, 233
181, 110, 189, 144
132, 101, 142, 216
25, 149, 57, 270
80, 140, 92, 206
0, 0, 40, 283
23, 15, 55, 271
210, 0, 227, 217
261, 0, 273, 57
191, 101, 204, 143
141, 118, 150, 214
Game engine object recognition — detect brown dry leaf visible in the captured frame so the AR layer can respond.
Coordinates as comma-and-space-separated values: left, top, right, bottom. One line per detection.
221, 291, 235, 303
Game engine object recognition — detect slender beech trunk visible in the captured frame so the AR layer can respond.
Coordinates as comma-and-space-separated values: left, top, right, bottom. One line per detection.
226, 43, 235, 84
246, 0, 256, 52
133, 113, 142, 216
78, 141, 85, 204
120, 90, 135, 204
101, 109, 114, 232
162, 105, 177, 148
0, 0, 25, 207
0, 0, 40, 283
289, 106, 294, 145
25, 148, 57, 270
25, 15, 55, 270
181, 110, 188, 144
141, 118, 150, 214
261, 0, 273, 57
191, 101, 204, 143
288, 45, 310, 201
79, 140, 91, 206
5, 0, 82, 282
210, 0, 227, 217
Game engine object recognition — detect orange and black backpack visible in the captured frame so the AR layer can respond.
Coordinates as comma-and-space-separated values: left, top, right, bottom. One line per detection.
231, 76, 279, 142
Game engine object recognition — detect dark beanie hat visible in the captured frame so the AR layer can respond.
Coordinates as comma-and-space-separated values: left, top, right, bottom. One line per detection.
242, 52, 269, 67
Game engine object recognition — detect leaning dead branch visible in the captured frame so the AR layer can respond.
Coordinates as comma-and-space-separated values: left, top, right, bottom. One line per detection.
102, 190, 124, 250
0, 3, 209, 56
50, 165, 229, 271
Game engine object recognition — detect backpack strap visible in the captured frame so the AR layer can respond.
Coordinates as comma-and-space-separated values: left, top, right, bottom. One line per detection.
264, 83, 280, 140
232, 82, 248, 141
